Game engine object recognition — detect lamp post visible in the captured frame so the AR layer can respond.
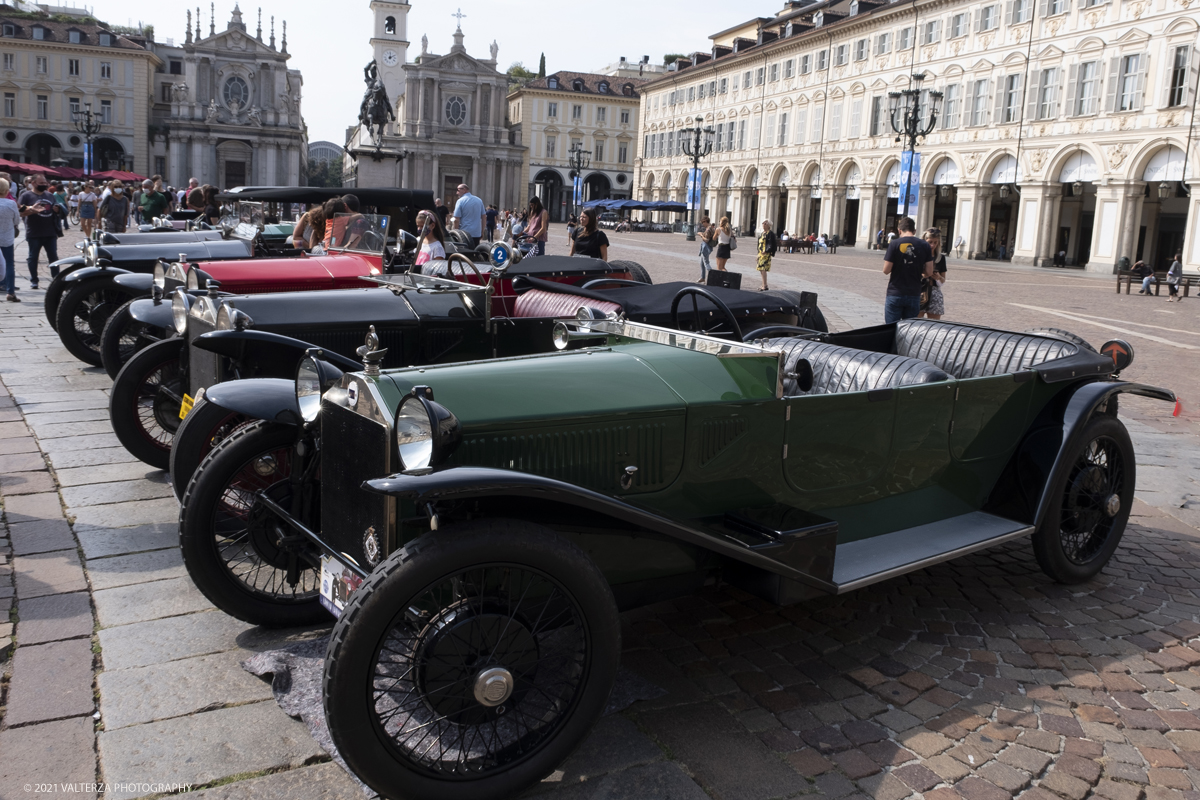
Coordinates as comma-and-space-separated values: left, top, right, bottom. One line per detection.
72, 101, 103, 177
681, 115, 714, 241
888, 73, 943, 220
567, 143, 591, 221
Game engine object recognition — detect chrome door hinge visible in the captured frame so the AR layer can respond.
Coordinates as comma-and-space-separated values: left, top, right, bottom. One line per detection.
786, 405, 791, 421
783, 444, 788, 459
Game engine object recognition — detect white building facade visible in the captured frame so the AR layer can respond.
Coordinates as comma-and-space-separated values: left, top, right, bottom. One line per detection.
636, 0, 1200, 273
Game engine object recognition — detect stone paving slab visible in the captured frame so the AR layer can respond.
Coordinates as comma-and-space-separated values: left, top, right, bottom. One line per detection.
74, 522, 176, 560
86, 548, 185, 592
3, 491, 64, 523
9, 518, 78, 555
55, 462, 168, 488
97, 650, 275, 730
0, 450, 47, 473
0, 435, 41, 454
28, 419, 120, 439
61, 478, 174, 509
183, 763, 363, 800
18, 399, 111, 415
531, 715, 666, 790
0, 469, 56, 495
0, 717, 99, 800
529, 762, 714, 800
5, 638, 96, 725
97, 702, 325, 800
17, 591, 95, 645
13, 549, 88, 598
70, 497, 178, 530
93, 576, 213, 628
23, 407, 113, 426
11, 389, 110, 406
37, 432, 125, 454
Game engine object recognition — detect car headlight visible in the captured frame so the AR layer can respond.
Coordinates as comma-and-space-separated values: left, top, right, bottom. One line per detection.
215, 305, 253, 331
84, 241, 98, 265
295, 353, 344, 424
153, 261, 167, 289
186, 267, 206, 291
394, 386, 461, 471
189, 294, 218, 326
171, 289, 191, 333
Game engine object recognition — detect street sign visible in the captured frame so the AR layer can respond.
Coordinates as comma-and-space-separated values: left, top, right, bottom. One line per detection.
898, 150, 921, 219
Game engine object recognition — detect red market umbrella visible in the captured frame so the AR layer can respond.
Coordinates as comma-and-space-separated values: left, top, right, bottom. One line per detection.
92, 169, 146, 183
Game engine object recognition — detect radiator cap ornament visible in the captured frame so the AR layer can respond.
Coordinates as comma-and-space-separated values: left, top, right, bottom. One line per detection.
356, 325, 389, 376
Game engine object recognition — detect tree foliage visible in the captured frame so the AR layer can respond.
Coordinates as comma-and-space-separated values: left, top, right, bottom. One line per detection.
663, 54, 686, 65
537, 53, 546, 78
307, 156, 344, 188
507, 62, 536, 90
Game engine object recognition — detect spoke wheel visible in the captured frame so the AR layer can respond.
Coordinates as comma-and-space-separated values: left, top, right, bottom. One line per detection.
171, 396, 251, 503
109, 338, 185, 469
325, 520, 619, 800
180, 421, 326, 626
56, 278, 133, 366
101, 299, 162, 379
1033, 414, 1135, 584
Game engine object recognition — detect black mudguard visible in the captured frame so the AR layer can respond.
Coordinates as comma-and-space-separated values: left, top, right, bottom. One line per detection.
49, 256, 87, 273
193, 329, 361, 372
203, 378, 302, 425
113, 272, 154, 293
364, 466, 838, 594
127, 297, 176, 329
61, 265, 131, 285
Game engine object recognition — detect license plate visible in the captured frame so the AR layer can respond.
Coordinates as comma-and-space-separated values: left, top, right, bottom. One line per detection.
320, 555, 363, 618
179, 393, 195, 420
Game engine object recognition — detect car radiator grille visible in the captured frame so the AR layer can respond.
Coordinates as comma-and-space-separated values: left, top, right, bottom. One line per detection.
321, 401, 392, 565
454, 422, 674, 493
698, 416, 748, 467
187, 318, 220, 397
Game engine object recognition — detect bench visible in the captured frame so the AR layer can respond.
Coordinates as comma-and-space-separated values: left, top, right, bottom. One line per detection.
894, 319, 1078, 378
767, 337, 951, 396
1116, 270, 1197, 297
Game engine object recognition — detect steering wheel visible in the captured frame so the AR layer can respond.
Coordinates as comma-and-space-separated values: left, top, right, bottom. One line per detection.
670, 286, 744, 341
359, 228, 386, 252
446, 253, 484, 283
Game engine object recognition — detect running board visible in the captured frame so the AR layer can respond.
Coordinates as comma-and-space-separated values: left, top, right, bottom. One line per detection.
833, 512, 1034, 594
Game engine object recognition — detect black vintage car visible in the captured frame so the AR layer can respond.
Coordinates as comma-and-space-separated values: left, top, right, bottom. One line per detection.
46, 187, 436, 365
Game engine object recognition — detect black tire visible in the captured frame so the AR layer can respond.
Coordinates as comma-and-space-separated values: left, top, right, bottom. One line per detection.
100, 299, 165, 380
44, 272, 68, 331
609, 259, 652, 285
179, 420, 325, 627
325, 520, 620, 800
1032, 415, 1134, 584
1025, 327, 1096, 352
109, 338, 186, 469
56, 277, 137, 366
170, 396, 250, 503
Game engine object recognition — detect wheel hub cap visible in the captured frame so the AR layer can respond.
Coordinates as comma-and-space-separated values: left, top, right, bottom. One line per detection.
1104, 493, 1121, 518
473, 667, 514, 707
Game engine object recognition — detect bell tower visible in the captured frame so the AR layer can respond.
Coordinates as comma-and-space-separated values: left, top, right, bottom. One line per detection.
370, 0, 409, 107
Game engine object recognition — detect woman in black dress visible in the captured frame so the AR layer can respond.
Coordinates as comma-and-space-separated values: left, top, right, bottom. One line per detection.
569, 208, 609, 261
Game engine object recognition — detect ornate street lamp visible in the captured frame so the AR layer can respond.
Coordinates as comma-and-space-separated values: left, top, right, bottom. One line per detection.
567, 143, 591, 220
681, 115, 714, 241
1071, 180, 1083, 196
72, 101, 103, 176
1158, 181, 1172, 200
999, 184, 1011, 199
888, 73, 943, 218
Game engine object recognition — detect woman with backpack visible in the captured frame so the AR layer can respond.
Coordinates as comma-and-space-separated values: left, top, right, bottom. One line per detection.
715, 216, 734, 271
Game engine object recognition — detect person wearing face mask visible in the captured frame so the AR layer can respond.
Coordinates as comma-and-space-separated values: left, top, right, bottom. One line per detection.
17, 177, 65, 289
98, 180, 131, 233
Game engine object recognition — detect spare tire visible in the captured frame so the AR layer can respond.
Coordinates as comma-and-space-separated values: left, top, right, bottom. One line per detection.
1025, 327, 1096, 352
609, 259, 652, 285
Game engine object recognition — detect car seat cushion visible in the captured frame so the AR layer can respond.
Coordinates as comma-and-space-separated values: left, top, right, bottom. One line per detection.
513, 289, 622, 319
895, 320, 1077, 379
766, 337, 952, 396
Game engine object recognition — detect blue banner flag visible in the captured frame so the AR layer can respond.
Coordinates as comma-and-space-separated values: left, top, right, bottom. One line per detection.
898, 150, 921, 219
573, 175, 582, 210
686, 168, 703, 212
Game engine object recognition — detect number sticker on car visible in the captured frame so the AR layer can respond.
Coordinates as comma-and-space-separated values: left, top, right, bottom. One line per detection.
320, 555, 363, 617
179, 393, 195, 420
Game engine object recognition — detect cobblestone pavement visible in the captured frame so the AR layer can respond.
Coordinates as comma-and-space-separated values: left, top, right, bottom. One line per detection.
2, 227, 1200, 800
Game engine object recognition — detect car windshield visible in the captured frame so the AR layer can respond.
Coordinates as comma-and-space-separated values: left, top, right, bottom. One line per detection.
326, 212, 389, 256
229, 202, 264, 239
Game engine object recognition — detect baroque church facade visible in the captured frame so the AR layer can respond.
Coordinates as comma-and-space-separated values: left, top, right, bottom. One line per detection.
346, 2, 523, 210
150, 5, 306, 189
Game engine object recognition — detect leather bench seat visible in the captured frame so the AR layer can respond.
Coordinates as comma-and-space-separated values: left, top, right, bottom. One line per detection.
895, 320, 1077, 379
513, 289, 622, 319
767, 337, 952, 396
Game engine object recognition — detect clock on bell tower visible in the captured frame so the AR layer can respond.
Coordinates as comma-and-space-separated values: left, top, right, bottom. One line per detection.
370, 0, 409, 106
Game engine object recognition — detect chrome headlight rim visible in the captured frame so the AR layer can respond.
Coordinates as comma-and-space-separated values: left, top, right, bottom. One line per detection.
394, 385, 461, 472
215, 304, 253, 332
153, 261, 167, 290
189, 294, 218, 326
171, 288, 191, 333
295, 352, 344, 424
84, 240, 98, 266
185, 266, 203, 291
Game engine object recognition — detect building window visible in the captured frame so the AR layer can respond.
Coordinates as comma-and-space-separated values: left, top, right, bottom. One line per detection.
751, 117, 761, 147
36, 56, 47, 74
875, 32, 892, 55
778, 111, 788, 145
546, 135, 556, 159
162, 83, 173, 102
594, 141, 604, 162
794, 109, 807, 143
169, 59, 183, 75
898, 27, 913, 51
36, 94, 47, 120
1001, 74, 1022, 123
1047, 0, 1067, 13
155, 156, 166, 175
1033, 68, 1058, 119
2, 24, 14, 37
950, 13, 968, 37
756, 67, 765, 85
572, 79, 584, 91
1169, 46, 1191, 107
1073, 61, 1100, 115
2, 54, 11, 70
765, 114, 775, 147
445, 95, 467, 125
100, 61, 112, 79
1010, 0, 1032, 23
941, 84, 960, 128
620, 109, 629, 124
850, 99, 862, 137
784, 59, 795, 78
830, 103, 842, 139
870, 95, 885, 134
767, 63, 777, 82
100, 99, 112, 123
737, 119, 746, 149
834, 45, 848, 66
32, 26, 44, 40
547, 101, 557, 118
99, 32, 112, 46
719, 77, 728, 93
709, 80, 716, 95
1116, 53, 1145, 111
69, 97, 80, 117
4, 92, 14, 117
922, 20, 941, 44
69, 29, 81, 43
800, 54, 812, 74
596, 106, 606, 123
810, 106, 824, 143
977, 5, 998, 31
571, 137, 583, 155
817, 50, 828, 71
618, 142, 628, 163
572, 104, 582, 119
968, 78, 989, 125
854, 39, 868, 61
69, 58, 80, 77
547, 77, 558, 89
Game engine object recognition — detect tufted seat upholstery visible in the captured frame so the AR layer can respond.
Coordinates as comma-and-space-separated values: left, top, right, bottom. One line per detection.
895, 320, 1078, 379
767, 337, 952, 396
513, 289, 622, 319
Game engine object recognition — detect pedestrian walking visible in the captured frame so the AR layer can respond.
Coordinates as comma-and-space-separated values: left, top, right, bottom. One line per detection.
97, 180, 130, 233
882, 216, 934, 323
569, 208, 608, 260
433, 197, 449, 229
525, 196, 549, 256
485, 205, 498, 243
697, 216, 714, 282
715, 216, 733, 271
919, 227, 947, 320
0, 177, 16, 301
451, 184, 485, 248
756, 219, 777, 291
17, 177, 65, 289
1167, 253, 1183, 302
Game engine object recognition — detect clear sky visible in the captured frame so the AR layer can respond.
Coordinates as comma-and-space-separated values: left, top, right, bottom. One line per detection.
85, 0, 761, 146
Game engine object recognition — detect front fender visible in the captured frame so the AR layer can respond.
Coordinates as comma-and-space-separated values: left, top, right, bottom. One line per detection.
193, 330, 361, 372
127, 297, 176, 330
62, 265, 132, 285
113, 273, 154, 293
50, 256, 86, 272
364, 466, 838, 594
203, 378, 301, 425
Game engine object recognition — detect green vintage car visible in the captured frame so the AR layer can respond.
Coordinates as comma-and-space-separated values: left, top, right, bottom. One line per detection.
178, 313, 1171, 800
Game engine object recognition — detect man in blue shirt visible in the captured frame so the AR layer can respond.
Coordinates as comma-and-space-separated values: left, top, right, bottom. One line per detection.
451, 183, 485, 248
